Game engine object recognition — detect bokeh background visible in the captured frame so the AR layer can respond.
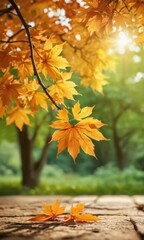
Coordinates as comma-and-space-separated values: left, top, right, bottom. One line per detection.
0, 43, 144, 196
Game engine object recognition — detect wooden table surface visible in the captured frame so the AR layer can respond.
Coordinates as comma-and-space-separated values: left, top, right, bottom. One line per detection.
0, 195, 144, 240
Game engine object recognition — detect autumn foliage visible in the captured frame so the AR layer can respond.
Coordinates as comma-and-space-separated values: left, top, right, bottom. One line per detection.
51, 103, 107, 161
28, 200, 66, 222
0, 0, 144, 161
28, 200, 100, 223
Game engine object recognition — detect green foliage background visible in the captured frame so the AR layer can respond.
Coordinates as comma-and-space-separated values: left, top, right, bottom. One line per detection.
0, 45, 144, 195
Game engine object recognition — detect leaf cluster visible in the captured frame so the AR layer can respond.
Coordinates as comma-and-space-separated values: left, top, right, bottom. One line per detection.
28, 200, 100, 224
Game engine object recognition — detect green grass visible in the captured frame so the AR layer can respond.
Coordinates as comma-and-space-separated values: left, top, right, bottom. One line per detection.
0, 166, 144, 195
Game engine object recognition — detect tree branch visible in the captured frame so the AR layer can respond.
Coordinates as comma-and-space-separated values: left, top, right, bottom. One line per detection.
111, 0, 119, 17
34, 133, 52, 174
121, 0, 131, 12
0, 40, 28, 44
113, 104, 130, 124
8, 0, 61, 110
6, 28, 26, 43
31, 113, 49, 143
120, 129, 137, 147
0, 6, 13, 17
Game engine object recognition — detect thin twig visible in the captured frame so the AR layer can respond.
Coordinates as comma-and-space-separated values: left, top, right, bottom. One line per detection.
122, 0, 131, 12
31, 113, 49, 142
0, 40, 28, 44
8, 0, 61, 110
0, 6, 13, 17
7, 28, 25, 43
111, 0, 119, 18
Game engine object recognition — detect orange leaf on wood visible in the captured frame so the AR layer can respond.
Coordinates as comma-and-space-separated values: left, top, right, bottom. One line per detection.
28, 200, 66, 222
64, 203, 101, 223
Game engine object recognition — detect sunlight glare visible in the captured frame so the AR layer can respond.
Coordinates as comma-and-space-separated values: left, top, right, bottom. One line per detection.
117, 31, 132, 48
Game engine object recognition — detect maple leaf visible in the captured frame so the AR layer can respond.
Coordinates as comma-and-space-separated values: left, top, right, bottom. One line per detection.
48, 72, 79, 104
13, 51, 33, 80
57, 109, 69, 122
86, 15, 102, 36
64, 37, 115, 94
28, 200, 66, 222
0, 70, 22, 106
29, 91, 48, 112
0, 46, 14, 69
81, 73, 108, 93
72, 102, 94, 121
31, 28, 47, 43
6, 106, 31, 131
51, 102, 107, 161
64, 203, 100, 223
25, 80, 48, 112
36, 39, 69, 80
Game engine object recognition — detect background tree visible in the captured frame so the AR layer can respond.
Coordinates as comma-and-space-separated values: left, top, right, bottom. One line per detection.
105, 48, 144, 170
16, 113, 52, 187
83, 47, 144, 170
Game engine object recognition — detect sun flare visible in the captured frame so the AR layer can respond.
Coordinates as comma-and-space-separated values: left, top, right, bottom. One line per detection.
117, 31, 132, 48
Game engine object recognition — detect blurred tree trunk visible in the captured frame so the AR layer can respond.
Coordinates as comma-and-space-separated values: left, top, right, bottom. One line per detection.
113, 125, 125, 170
17, 125, 51, 188
110, 104, 130, 170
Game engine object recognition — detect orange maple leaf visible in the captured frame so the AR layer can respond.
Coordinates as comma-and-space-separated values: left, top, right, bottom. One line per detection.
48, 72, 79, 105
64, 203, 100, 223
13, 51, 32, 80
0, 70, 22, 106
6, 106, 31, 131
28, 200, 66, 222
72, 102, 94, 121
81, 72, 108, 93
36, 39, 69, 80
25, 80, 48, 112
29, 91, 48, 112
51, 102, 107, 161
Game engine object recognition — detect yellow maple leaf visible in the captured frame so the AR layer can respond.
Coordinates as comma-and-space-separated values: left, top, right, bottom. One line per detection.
28, 200, 66, 222
48, 72, 79, 104
36, 39, 69, 80
51, 102, 107, 161
57, 109, 69, 122
25, 80, 48, 112
81, 72, 108, 93
29, 91, 48, 112
72, 101, 94, 121
64, 203, 100, 223
13, 51, 32, 81
6, 106, 31, 131
86, 15, 102, 36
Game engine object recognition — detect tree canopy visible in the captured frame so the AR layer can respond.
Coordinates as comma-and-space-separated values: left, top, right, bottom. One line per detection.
0, 0, 144, 161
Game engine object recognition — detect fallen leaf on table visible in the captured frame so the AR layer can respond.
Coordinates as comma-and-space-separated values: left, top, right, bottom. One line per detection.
64, 203, 101, 223
28, 200, 66, 222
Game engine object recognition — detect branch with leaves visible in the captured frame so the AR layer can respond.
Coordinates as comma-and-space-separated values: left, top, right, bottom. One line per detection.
1, 0, 144, 162
8, 0, 60, 109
